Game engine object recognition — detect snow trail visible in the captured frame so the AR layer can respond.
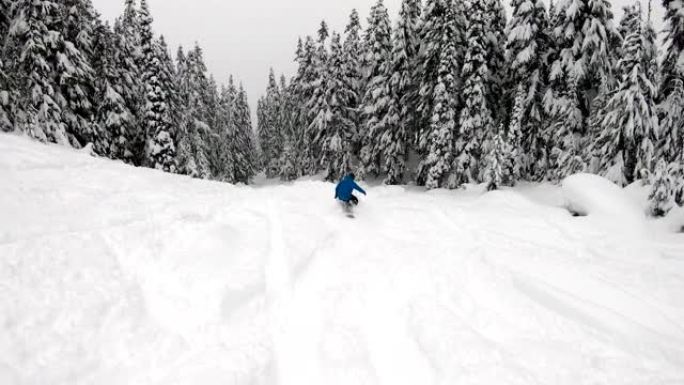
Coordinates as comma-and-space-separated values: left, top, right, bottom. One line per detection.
1, 133, 684, 385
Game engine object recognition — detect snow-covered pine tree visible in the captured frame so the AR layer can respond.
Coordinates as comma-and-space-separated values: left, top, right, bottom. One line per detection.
109, 19, 141, 162
483, 130, 515, 191
91, 20, 133, 157
416, 0, 462, 189
649, 159, 676, 216
659, 0, 684, 171
358, 0, 393, 179
57, 0, 98, 148
138, 0, 176, 172
321, 32, 356, 181
149, 37, 179, 173
454, 0, 494, 186
116, 0, 146, 163
234, 84, 257, 183
506, 0, 550, 180
380, 0, 422, 185
215, 84, 236, 182
595, 3, 658, 185
276, 75, 299, 181
185, 45, 212, 179
661, 0, 684, 103
204, 75, 227, 177
259, 69, 284, 177
643, 0, 659, 88
484, 0, 509, 127
174, 46, 195, 174
256, 97, 268, 171
507, 87, 526, 180
415, 0, 466, 161
342, 9, 364, 153
544, 0, 618, 181
7, 0, 68, 144
304, 22, 330, 174
0, 0, 16, 132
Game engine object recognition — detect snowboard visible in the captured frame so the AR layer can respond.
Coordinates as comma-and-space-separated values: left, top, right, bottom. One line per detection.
341, 201, 355, 218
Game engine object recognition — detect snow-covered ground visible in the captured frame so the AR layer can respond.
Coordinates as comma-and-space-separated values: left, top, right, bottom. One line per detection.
1, 132, 684, 385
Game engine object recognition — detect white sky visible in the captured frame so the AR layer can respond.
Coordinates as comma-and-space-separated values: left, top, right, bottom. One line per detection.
92, 0, 665, 115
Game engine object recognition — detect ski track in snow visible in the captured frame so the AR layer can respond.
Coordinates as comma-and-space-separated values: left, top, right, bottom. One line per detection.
1, 133, 684, 385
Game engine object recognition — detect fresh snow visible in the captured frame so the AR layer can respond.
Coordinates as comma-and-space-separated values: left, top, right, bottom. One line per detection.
1, 133, 684, 385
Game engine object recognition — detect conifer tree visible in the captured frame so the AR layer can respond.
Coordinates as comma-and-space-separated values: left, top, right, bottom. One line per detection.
185, 45, 212, 179
174, 46, 195, 174
8, 0, 68, 144
321, 32, 356, 181
305, 22, 330, 173
342, 9, 364, 151
359, 0, 393, 178
416, 0, 462, 189
544, 0, 618, 180
91, 20, 132, 156
138, 0, 176, 172
234, 84, 257, 183
484, 0, 509, 126
596, 4, 658, 185
259, 69, 283, 177
380, 0, 422, 185
416, 0, 466, 158
660, 0, 684, 168
506, 0, 550, 179
57, 0, 98, 148
649, 159, 676, 216
483, 131, 515, 191
455, 0, 494, 186
1, 0, 17, 132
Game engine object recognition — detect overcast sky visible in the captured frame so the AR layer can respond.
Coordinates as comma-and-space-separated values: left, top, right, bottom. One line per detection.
92, 0, 665, 115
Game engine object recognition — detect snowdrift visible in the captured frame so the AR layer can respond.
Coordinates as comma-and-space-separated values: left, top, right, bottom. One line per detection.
1, 134, 683, 385
562, 173, 643, 219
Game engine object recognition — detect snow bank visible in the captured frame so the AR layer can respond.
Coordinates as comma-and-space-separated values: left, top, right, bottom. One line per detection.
2, 134, 684, 385
562, 173, 644, 220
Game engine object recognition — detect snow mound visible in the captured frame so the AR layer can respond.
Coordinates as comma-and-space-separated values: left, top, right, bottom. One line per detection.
562, 173, 643, 220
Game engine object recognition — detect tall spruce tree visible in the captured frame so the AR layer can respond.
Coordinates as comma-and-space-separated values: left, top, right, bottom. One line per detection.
91, 20, 132, 157
259, 69, 283, 177
660, 0, 684, 171
8, 0, 68, 144
544, 0, 617, 181
1, 0, 17, 132
139, 0, 176, 172
321, 32, 356, 181
455, 0, 494, 186
342, 9, 364, 152
416, 0, 463, 189
506, 0, 550, 180
358, 0, 393, 178
234, 84, 257, 183
305, 22, 330, 174
416, 0, 466, 160
484, 0, 509, 126
596, 3, 658, 185
57, 0, 98, 148
380, 0, 422, 185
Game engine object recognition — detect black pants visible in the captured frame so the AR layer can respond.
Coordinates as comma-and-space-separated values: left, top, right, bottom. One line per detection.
348, 194, 359, 206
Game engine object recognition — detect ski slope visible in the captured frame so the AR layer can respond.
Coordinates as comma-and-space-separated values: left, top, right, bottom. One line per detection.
1, 133, 684, 385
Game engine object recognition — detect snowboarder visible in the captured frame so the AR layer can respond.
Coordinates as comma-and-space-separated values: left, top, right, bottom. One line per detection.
335, 173, 367, 207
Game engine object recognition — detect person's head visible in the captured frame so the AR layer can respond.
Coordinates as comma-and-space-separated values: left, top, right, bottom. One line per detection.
349, 173, 356, 180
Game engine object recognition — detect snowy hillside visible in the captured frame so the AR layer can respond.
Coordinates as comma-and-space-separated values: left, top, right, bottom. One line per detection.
1, 133, 684, 385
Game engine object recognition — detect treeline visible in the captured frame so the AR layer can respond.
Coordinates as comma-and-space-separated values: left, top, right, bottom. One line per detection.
0, 0, 259, 183
257, 0, 684, 215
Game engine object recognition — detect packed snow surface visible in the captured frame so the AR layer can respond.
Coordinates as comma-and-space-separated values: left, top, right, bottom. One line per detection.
1, 133, 684, 385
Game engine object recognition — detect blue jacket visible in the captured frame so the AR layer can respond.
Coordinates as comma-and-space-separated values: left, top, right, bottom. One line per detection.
335, 175, 366, 202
